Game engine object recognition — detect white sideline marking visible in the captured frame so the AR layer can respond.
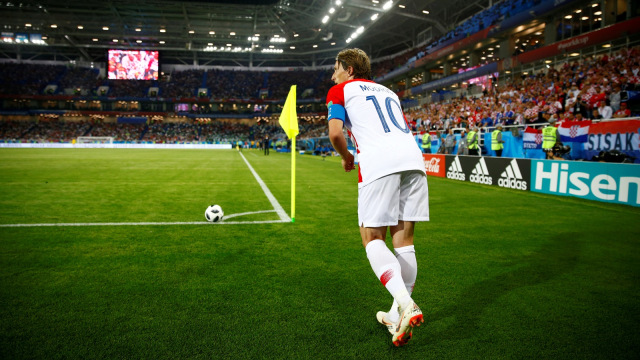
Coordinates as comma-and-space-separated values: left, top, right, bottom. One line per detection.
0, 210, 287, 227
0, 220, 287, 227
238, 152, 291, 222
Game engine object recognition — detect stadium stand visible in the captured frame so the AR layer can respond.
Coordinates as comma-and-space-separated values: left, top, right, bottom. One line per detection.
405, 47, 640, 133
0, 0, 638, 161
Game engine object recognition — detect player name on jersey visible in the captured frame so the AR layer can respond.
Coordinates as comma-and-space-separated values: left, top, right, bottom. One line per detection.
357, 84, 397, 95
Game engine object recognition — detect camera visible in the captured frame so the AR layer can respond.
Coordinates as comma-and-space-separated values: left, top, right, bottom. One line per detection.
553, 144, 571, 157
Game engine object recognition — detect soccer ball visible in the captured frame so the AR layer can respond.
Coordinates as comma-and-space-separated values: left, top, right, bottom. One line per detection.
204, 205, 224, 222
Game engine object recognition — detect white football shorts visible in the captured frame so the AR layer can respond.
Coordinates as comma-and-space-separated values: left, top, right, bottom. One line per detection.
358, 170, 429, 227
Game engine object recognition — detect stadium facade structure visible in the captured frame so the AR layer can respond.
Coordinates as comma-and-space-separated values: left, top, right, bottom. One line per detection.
0, 0, 638, 119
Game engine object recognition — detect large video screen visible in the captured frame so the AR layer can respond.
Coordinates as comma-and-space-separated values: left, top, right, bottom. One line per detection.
108, 50, 159, 80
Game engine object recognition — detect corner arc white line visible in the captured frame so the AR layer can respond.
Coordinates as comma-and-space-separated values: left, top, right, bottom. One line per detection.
222, 210, 276, 220
238, 152, 291, 222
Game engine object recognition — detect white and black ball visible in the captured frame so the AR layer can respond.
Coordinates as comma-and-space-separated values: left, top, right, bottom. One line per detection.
204, 204, 224, 222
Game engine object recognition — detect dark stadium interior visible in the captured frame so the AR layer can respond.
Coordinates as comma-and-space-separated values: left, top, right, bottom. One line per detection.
0, 0, 638, 155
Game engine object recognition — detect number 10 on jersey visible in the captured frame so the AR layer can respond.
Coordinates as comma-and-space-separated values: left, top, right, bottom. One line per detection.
366, 95, 410, 134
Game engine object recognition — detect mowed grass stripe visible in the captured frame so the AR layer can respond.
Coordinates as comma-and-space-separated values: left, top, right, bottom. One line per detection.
0, 149, 638, 359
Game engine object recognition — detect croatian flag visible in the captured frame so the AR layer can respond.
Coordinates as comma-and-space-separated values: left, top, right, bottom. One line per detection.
523, 127, 542, 149
558, 120, 591, 143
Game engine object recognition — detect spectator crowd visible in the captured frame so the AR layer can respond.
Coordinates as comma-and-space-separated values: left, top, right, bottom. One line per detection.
0, 63, 332, 101
0, 116, 328, 145
404, 47, 640, 134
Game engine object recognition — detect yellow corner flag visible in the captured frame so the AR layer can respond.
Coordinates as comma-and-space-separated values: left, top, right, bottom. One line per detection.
279, 85, 299, 138
278, 85, 298, 222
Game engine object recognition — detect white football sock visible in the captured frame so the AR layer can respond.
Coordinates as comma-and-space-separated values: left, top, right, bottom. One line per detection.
365, 240, 412, 311
388, 245, 417, 323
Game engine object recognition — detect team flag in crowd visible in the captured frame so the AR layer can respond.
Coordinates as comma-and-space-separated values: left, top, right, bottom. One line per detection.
558, 120, 592, 143
523, 127, 543, 149
278, 85, 299, 222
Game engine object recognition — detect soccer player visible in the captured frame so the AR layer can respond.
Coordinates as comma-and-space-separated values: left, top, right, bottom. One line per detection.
326, 48, 428, 346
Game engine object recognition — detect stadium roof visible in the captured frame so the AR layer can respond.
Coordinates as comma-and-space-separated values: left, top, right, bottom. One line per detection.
0, 0, 492, 67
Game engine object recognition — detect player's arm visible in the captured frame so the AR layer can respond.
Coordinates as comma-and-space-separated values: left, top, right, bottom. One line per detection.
328, 119, 349, 158
326, 88, 354, 172
329, 119, 355, 172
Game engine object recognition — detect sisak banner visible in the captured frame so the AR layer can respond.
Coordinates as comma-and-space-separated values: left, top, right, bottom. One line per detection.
584, 119, 640, 163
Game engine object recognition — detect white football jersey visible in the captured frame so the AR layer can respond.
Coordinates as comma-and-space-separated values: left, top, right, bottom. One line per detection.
327, 79, 426, 187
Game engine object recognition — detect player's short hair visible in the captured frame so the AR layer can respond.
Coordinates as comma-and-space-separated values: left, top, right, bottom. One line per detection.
336, 48, 371, 80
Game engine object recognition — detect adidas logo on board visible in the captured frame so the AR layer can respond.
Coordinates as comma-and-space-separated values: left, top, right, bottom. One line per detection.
446, 156, 465, 181
470, 157, 493, 185
498, 159, 528, 190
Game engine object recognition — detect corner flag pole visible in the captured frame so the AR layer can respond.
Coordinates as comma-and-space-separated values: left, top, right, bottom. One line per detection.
278, 85, 299, 222
291, 134, 296, 222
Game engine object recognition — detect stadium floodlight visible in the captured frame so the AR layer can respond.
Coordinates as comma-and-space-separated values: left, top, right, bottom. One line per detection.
371, 14, 379, 20
346, 38, 352, 43
383, 1, 393, 11
356, 26, 364, 34
322, 15, 329, 24
329, 7, 335, 14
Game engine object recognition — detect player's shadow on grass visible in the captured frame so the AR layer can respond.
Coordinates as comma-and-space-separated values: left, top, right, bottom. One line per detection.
427, 233, 580, 342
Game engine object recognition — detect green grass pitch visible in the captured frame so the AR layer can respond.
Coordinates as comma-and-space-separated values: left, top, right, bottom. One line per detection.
1, 148, 639, 359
